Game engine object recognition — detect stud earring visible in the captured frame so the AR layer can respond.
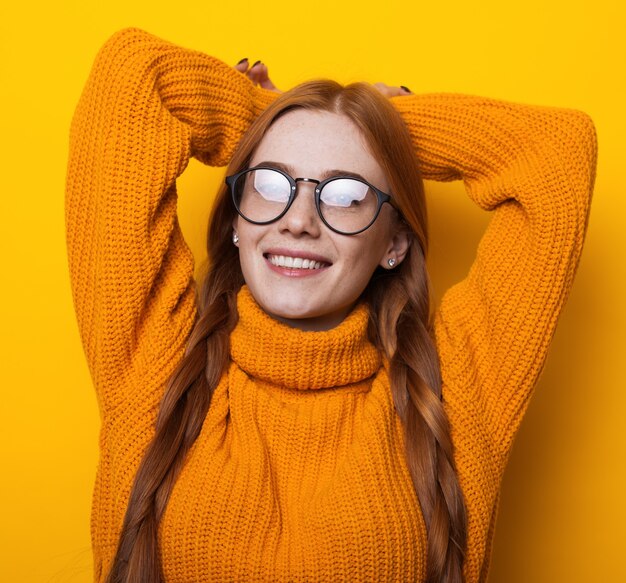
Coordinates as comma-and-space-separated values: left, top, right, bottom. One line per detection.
387, 258, 396, 268
232, 233, 239, 245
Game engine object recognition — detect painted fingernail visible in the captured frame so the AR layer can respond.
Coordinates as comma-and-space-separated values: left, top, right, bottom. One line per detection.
237, 57, 248, 65
252, 60, 261, 68
400, 85, 412, 93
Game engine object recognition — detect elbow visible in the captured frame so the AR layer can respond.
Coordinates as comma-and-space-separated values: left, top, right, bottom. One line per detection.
555, 109, 598, 208
567, 109, 598, 171
573, 111, 598, 208
574, 110, 598, 160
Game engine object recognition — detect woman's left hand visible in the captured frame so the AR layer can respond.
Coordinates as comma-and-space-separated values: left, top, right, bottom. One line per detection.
372, 83, 412, 98
234, 58, 282, 93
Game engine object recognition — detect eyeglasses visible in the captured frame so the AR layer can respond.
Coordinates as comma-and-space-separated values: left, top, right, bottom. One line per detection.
225, 166, 392, 235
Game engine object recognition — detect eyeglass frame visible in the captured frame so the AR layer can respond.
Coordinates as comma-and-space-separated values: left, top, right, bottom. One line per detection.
225, 165, 393, 236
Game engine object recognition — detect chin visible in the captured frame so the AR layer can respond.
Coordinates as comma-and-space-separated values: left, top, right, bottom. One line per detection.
261, 294, 354, 332
264, 298, 321, 321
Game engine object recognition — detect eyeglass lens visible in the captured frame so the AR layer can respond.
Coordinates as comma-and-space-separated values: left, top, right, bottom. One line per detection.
233, 168, 380, 234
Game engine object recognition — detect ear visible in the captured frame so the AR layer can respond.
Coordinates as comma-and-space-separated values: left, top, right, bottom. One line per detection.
232, 216, 240, 247
379, 229, 411, 269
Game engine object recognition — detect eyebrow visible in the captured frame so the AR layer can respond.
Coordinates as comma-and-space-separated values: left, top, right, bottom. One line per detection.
252, 160, 370, 183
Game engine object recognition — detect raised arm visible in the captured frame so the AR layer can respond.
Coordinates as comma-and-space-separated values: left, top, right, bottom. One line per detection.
65, 28, 278, 417
390, 94, 597, 459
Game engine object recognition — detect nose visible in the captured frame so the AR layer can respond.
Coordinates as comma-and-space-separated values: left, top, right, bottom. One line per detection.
277, 180, 322, 237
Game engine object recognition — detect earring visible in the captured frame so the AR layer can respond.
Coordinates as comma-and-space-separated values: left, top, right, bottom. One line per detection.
387, 258, 396, 268
232, 232, 239, 245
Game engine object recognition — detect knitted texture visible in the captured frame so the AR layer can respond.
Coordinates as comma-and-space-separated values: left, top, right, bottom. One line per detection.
65, 27, 598, 583
230, 286, 381, 390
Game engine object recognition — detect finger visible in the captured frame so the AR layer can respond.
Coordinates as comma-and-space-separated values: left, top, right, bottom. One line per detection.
373, 82, 396, 97
373, 82, 388, 94
234, 58, 249, 73
247, 60, 263, 84
384, 86, 406, 97
258, 64, 280, 92
373, 82, 406, 98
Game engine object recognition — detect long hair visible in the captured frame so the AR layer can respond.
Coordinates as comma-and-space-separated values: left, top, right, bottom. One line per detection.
106, 80, 468, 583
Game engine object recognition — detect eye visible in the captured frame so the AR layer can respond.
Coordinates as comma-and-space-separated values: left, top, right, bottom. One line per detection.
320, 179, 370, 207
253, 169, 291, 203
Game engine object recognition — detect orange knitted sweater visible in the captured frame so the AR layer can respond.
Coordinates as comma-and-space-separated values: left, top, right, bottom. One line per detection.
64, 28, 597, 582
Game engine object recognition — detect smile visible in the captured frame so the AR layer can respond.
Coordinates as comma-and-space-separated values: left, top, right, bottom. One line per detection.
266, 254, 330, 270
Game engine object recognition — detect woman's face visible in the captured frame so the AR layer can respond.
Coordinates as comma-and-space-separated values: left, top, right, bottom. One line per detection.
232, 109, 408, 331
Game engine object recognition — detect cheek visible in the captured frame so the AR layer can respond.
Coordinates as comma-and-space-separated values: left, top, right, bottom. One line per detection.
347, 226, 390, 268
339, 238, 386, 287
234, 224, 259, 275
239, 241, 259, 276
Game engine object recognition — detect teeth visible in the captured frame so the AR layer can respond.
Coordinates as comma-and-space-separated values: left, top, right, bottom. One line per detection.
267, 254, 327, 269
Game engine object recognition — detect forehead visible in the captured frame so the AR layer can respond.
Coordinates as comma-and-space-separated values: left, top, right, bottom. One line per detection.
250, 109, 388, 188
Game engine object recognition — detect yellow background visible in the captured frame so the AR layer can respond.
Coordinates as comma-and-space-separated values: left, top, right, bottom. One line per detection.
1, 0, 623, 581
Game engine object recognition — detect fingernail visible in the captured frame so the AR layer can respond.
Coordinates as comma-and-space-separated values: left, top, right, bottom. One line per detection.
400, 85, 412, 93
252, 60, 261, 68
237, 57, 248, 65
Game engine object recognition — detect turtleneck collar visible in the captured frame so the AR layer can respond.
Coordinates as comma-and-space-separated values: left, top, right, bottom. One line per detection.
229, 286, 381, 390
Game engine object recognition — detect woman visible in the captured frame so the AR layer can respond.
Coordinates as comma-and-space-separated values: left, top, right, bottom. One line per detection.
65, 28, 597, 583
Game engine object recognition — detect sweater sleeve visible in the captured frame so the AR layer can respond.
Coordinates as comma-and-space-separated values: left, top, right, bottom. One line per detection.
64, 28, 278, 416
390, 94, 597, 460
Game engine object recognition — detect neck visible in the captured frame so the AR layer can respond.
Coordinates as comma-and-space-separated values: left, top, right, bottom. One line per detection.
230, 285, 381, 390
268, 303, 357, 332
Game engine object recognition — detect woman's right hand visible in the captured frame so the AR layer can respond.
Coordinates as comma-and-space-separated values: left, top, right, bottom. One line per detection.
234, 58, 282, 93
